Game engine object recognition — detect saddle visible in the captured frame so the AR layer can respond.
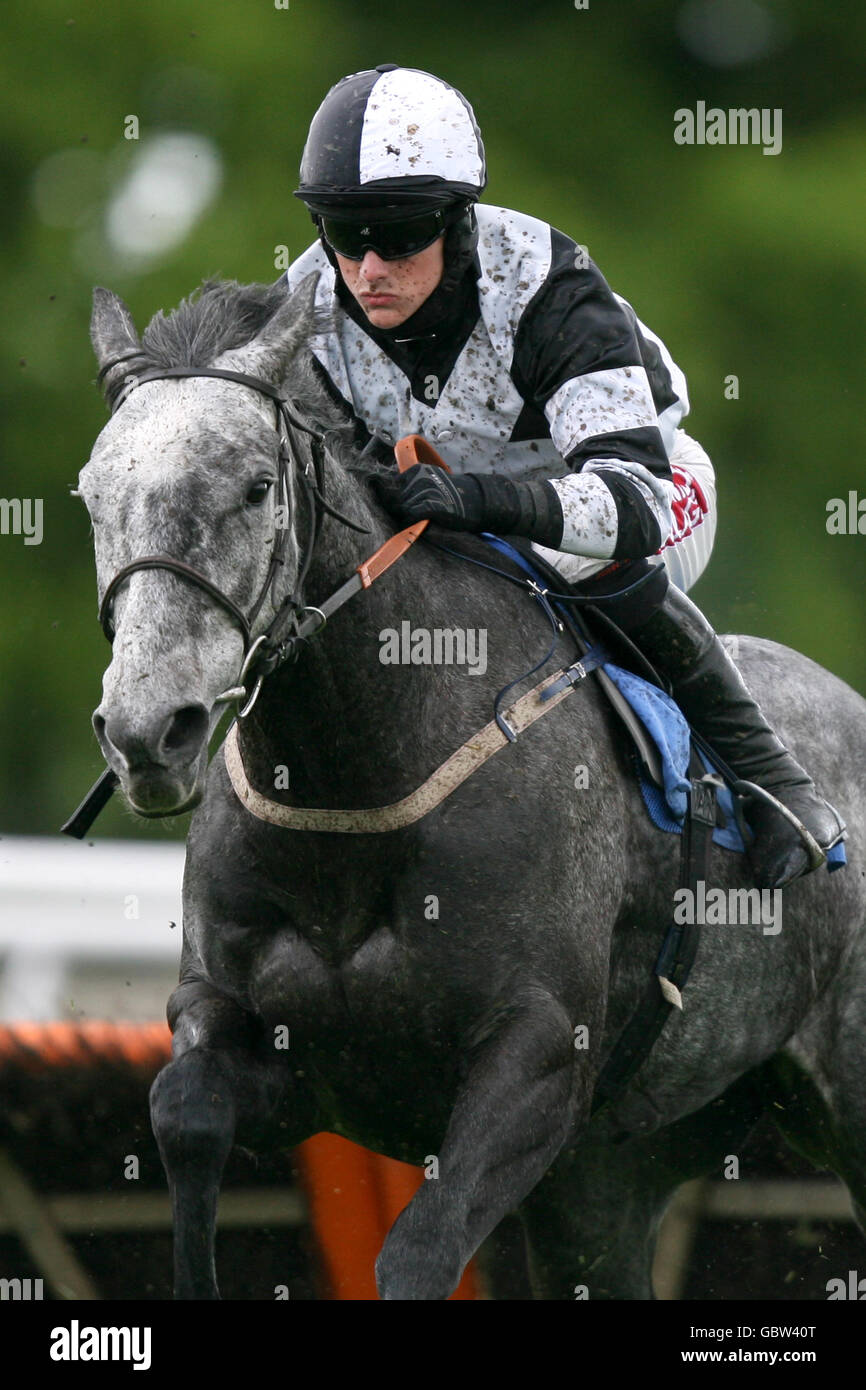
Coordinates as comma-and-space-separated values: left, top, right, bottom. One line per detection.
475, 533, 728, 827
481, 536, 848, 869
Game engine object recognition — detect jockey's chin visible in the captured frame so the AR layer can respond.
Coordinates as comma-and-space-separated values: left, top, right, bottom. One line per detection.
334, 239, 444, 329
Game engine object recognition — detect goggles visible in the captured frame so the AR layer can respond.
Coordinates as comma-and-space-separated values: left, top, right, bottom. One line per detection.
318, 205, 465, 262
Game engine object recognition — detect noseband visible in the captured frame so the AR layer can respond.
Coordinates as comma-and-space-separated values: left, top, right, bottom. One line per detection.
96, 362, 368, 716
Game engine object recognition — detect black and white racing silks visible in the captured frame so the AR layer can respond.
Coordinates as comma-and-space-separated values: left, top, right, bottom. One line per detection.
284, 205, 716, 591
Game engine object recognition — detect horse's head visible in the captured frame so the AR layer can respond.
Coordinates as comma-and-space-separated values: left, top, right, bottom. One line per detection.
78, 273, 338, 817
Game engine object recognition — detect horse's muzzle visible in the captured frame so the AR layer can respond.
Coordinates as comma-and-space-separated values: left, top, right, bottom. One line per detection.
92, 702, 209, 816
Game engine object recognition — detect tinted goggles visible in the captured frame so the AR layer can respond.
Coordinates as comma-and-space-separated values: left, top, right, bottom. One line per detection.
319, 207, 457, 261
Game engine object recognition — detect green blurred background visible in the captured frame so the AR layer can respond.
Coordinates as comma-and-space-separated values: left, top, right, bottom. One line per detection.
2, 0, 864, 838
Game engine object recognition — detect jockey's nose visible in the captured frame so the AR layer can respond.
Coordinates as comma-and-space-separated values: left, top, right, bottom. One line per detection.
360, 250, 389, 279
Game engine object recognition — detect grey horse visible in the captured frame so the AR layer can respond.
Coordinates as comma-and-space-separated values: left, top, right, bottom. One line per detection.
78, 274, 866, 1300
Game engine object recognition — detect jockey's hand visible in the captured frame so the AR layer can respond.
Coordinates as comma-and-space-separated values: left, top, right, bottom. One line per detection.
372, 464, 482, 530
372, 465, 564, 546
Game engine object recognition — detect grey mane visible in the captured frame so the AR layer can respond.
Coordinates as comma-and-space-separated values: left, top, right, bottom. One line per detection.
101, 277, 390, 480
142, 278, 289, 372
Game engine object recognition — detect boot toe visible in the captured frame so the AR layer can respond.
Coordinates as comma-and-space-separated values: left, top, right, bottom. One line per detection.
748, 834, 811, 891
745, 794, 845, 891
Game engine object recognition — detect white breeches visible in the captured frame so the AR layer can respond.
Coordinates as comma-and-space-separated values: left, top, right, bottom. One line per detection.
531, 428, 717, 593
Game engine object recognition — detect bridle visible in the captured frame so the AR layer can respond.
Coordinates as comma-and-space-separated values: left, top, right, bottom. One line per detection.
63, 365, 445, 840
96, 360, 369, 717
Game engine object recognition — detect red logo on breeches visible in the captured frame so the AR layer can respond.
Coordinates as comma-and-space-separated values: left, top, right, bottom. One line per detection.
659, 465, 708, 551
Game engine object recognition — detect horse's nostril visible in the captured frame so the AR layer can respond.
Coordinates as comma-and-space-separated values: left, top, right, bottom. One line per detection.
161, 705, 208, 758
92, 701, 208, 771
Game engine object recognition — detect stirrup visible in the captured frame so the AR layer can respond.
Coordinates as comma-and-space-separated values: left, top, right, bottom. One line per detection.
733, 779, 845, 878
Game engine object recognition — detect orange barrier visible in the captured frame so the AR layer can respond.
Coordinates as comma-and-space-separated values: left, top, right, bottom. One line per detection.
0, 1023, 480, 1300
0, 1019, 172, 1070
296, 1132, 480, 1300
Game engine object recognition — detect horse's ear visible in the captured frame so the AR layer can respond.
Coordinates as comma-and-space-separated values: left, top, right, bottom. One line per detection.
215, 272, 322, 385
91, 288, 141, 401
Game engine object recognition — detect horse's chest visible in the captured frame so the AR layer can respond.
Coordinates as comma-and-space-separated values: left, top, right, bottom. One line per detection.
208, 914, 458, 1053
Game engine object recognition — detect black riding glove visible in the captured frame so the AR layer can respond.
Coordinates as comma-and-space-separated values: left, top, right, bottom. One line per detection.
372, 465, 565, 547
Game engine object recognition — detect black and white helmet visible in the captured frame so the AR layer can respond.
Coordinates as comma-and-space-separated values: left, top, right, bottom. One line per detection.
295, 64, 487, 217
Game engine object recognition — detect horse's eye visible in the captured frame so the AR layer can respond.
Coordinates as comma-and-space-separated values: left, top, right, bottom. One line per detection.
246, 479, 273, 506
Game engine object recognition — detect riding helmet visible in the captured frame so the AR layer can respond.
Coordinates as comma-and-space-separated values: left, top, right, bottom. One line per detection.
294, 65, 486, 282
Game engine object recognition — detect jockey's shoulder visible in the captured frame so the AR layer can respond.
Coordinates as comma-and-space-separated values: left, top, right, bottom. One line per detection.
474, 203, 592, 274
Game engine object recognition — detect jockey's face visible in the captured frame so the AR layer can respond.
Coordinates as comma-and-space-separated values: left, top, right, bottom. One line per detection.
335, 236, 445, 329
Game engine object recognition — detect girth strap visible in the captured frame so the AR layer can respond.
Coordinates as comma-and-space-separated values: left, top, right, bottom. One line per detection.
590, 763, 720, 1116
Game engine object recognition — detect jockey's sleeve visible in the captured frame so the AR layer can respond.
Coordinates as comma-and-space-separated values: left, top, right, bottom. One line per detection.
510, 231, 688, 560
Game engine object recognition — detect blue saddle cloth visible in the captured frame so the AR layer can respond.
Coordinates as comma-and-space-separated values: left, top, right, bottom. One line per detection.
602, 661, 746, 851
481, 535, 846, 868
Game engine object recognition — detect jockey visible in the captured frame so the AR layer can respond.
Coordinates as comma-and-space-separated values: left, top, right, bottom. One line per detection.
285, 63, 844, 890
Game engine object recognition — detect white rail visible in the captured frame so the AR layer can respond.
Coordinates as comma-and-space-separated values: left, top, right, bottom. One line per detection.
0, 836, 184, 1019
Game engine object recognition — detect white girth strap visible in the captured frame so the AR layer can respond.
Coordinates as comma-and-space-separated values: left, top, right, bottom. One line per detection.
223, 669, 575, 833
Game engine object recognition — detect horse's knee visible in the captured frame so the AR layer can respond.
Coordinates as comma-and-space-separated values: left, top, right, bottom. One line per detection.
150, 1049, 238, 1170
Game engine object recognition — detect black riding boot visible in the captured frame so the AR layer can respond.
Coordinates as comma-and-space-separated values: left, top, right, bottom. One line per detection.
626, 583, 845, 889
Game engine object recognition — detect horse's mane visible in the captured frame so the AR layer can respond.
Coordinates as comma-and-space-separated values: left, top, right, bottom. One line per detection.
105, 278, 387, 478
100, 280, 287, 408
142, 278, 289, 370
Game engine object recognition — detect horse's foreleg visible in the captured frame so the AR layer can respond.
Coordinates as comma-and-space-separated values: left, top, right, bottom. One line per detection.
149, 980, 293, 1300
375, 989, 583, 1300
